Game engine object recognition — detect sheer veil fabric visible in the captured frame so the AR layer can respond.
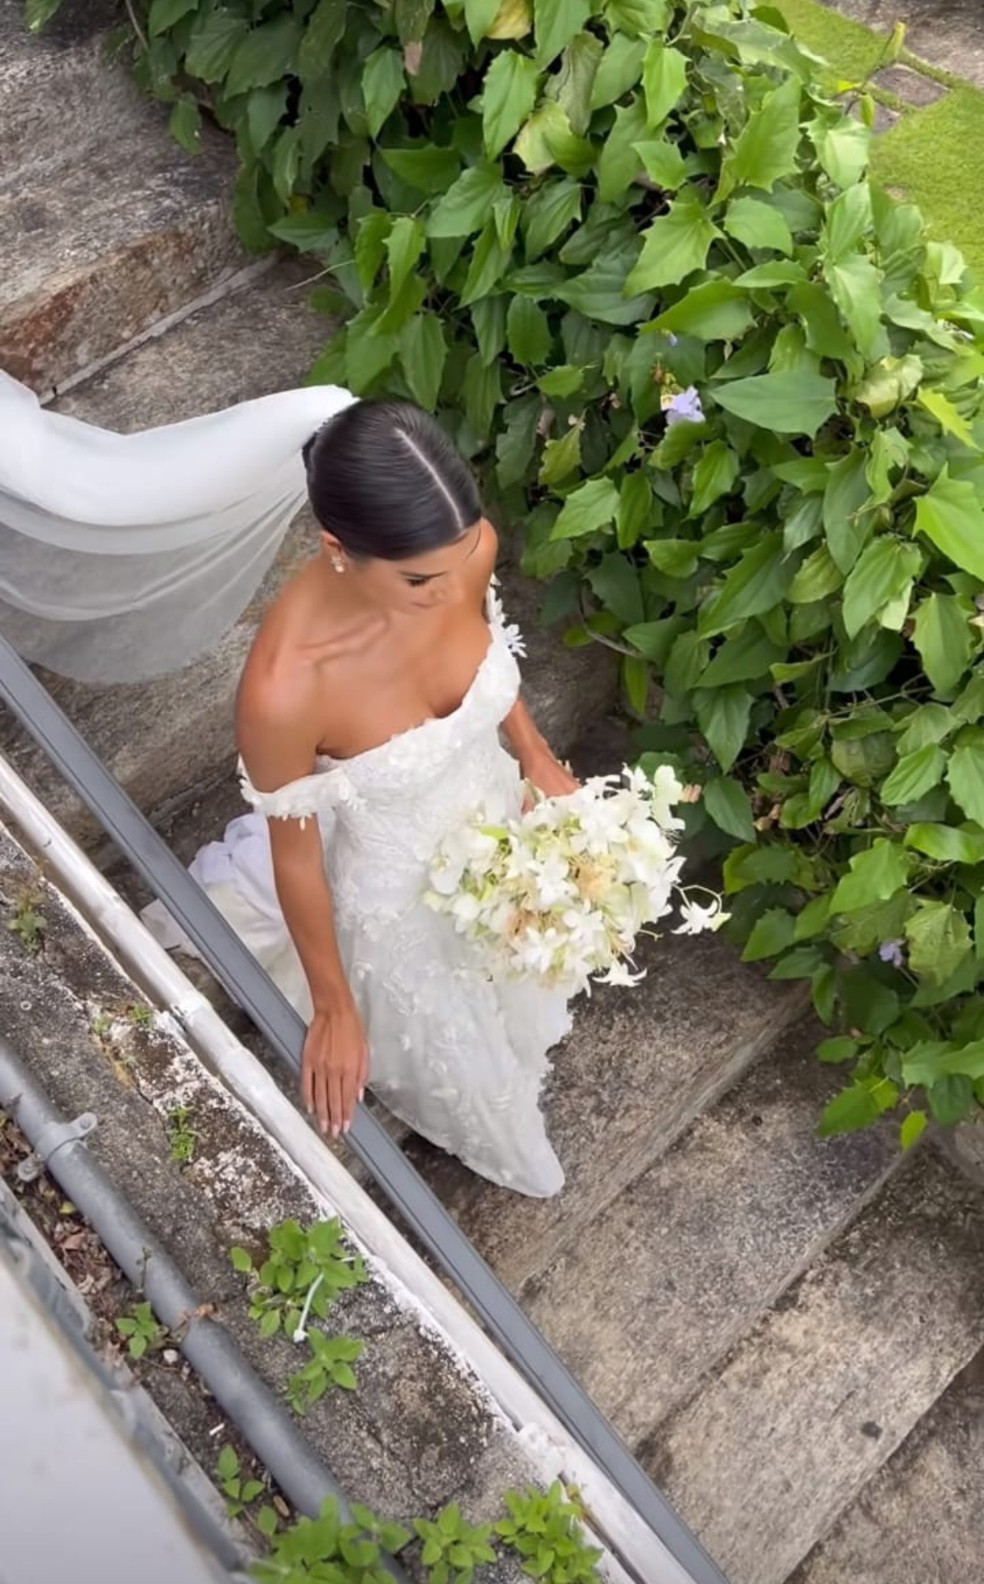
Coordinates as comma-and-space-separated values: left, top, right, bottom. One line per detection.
0, 369, 357, 683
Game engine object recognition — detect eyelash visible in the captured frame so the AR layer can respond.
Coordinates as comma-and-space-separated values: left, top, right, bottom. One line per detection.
405, 576, 429, 588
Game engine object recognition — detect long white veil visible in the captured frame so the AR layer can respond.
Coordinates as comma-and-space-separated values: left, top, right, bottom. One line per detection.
0, 370, 357, 684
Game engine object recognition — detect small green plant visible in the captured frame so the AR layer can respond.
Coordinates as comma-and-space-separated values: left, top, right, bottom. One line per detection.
127, 1002, 154, 1028
249, 1497, 410, 1584
414, 1503, 496, 1584
231, 1218, 368, 1341
496, 1483, 603, 1583
115, 1300, 165, 1361
8, 894, 45, 953
286, 1331, 364, 1414
167, 1104, 199, 1165
214, 1444, 279, 1535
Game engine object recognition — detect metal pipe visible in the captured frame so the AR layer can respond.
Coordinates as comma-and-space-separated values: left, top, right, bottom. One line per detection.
0, 1036, 407, 1583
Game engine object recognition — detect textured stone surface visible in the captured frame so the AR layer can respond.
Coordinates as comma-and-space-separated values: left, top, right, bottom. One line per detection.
0, 818, 537, 1568
791, 1348, 984, 1584
641, 1151, 984, 1584
522, 1018, 902, 1445
0, 1, 244, 393
825, 0, 984, 88
402, 934, 804, 1290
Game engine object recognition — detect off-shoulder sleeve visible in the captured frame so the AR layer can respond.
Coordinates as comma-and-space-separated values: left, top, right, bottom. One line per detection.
237, 760, 361, 825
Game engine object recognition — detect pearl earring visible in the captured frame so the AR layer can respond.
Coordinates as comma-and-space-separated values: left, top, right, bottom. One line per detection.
332, 554, 345, 574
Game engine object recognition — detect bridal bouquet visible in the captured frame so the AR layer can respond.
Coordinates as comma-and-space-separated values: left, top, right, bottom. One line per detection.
424, 765, 728, 995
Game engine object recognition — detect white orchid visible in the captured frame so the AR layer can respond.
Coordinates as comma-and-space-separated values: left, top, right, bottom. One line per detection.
425, 765, 727, 994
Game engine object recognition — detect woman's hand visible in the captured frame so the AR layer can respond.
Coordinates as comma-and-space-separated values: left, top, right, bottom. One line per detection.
302, 996, 369, 1139
522, 750, 581, 804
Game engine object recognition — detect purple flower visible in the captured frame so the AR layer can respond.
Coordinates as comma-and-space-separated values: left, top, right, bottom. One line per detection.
878, 940, 906, 969
664, 386, 704, 427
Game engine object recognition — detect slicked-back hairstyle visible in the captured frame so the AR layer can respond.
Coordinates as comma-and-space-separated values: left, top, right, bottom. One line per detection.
302, 400, 481, 560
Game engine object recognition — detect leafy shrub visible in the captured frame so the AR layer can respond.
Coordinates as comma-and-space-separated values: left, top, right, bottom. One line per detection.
32, 0, 984, 1139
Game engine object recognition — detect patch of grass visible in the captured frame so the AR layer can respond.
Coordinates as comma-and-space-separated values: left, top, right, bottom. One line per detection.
874, 88, 984, 280
773, 0, 888, 82
774, 0, 984, 280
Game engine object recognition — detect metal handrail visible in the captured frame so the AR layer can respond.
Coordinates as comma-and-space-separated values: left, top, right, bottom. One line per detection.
0, 633, 728, 1584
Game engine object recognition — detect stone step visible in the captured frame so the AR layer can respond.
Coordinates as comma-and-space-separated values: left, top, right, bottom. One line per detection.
639, 1149, 984, 1584
521, 1017, 902, 1448
2, 251, 616, 848
0, 2, 244, 393
401, 935, 805, 1291
790, 1348, 984, 1584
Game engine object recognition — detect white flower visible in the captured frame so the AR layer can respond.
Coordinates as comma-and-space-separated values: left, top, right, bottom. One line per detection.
673, 896, 731, 936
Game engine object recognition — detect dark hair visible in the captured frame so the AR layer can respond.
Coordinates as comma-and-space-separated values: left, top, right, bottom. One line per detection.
302, 399, 482, 560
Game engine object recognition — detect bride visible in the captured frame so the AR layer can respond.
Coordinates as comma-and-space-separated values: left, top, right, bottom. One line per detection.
146, 397, 579, 1198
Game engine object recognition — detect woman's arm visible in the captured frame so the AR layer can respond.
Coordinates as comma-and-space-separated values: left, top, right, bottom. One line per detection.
238, 690, 367, 1138
501, 695, 580, 799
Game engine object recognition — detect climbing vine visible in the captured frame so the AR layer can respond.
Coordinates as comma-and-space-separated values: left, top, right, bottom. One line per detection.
27, 0, 984, 1141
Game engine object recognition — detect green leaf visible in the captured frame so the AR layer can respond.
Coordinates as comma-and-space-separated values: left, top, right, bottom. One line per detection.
588, 553, 644, 626
899, 1110, 927, 1149
399, 314, 446, 411
616, 470, 653, 548
711, 372, 838, 438
788, 545, 842, 604
823, 449, 871, 576
813, 117, 869, 187
539, 423, 582, 486
703, 777, 756, 842
554, 31, 604, 136
719, 75, 802, 198
515, 100, 594, 177
911, 593, 974, 696
841, 539, 922, 639
596, 96, 647, 203
385, 215, 425, 299
701, 625, 783, 686
550, 477, 620, 539
742, 907, 796, 962
818, 1080, 897, 1138
917, 387, 979, 450
379, 145, 461, 194
881, 744, 946, 806
590, 33, 646, 110
605, 0, 670, 35
538, 364, 584, 397
230, 1246, 253, 1274
481, 49, 540, 158
298, 0, 348, 77
558, 244, 655, 325
651, 283, 754, 344
694, 685, 754, 772
699, 534, 791, 637
904, 823, 984, 865
626, 194, 720, 293
905, 901, 973, 986
148, 0, 197, 34
830, 840, 910, 914
947, 740, 984, 825
169, 98, 202, 154
428, 163, 507, 238
362, 48, 405, 139
826, 253, 886, 362
634, 138, 688, 190
829, 731, 894, 787
507, 297, 552, 365
928, 1075, 974, 1126
641, 39, 688, 128
258, 1309, 281, 1339
645, 538, 697, 577
817, 1036, 859, 1065
534, 0, 591, 65
724, 196, 792, 257
522, 179, 582, 260
226, 17, 302, 98
459, 220, 511, 306
690, 441, 739, 516
914, 469, 984, 582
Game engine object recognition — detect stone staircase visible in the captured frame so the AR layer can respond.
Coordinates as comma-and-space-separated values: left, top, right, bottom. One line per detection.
4, 4, 984, 1582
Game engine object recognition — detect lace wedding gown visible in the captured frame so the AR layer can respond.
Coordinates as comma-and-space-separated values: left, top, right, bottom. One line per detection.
146, 588, 571, 1198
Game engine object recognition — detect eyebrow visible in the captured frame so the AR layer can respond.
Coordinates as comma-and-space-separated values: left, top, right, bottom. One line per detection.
402, 523, 482, 581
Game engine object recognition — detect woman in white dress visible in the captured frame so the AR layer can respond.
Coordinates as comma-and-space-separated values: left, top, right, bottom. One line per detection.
176, 399, 579, 1198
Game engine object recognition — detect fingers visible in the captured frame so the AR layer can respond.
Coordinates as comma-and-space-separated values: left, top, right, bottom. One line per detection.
328, 1060, 344, 1140
314, 1058, 331, 1138
358, 1039, 369, 1105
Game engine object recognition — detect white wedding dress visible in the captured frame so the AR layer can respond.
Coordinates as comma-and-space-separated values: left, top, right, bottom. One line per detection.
146, 586, 572, 1198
